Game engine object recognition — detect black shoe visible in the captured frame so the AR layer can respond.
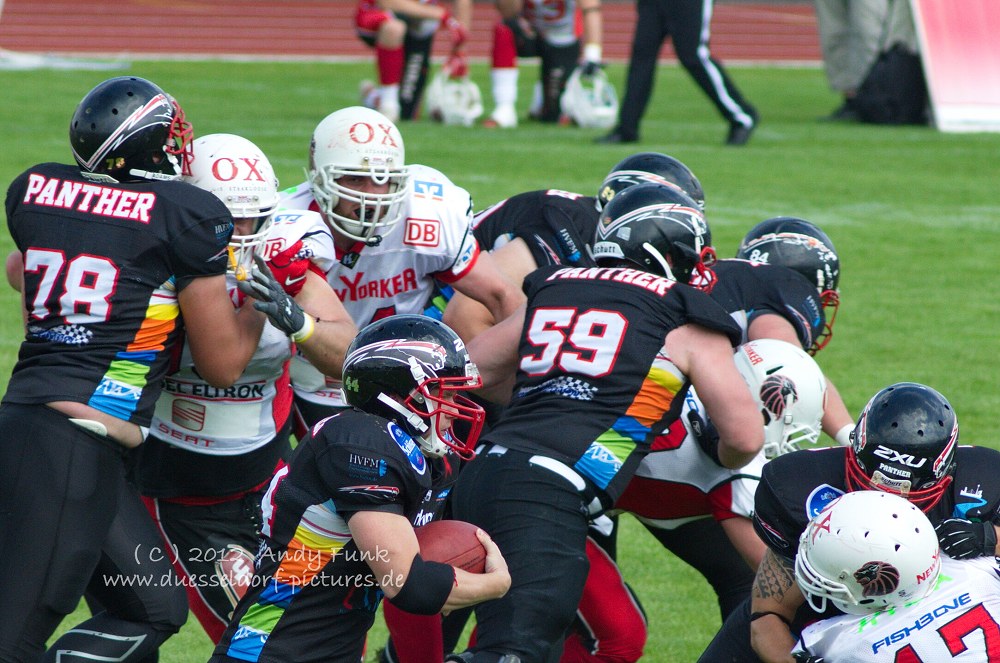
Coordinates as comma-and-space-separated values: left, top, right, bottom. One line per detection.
821, 100, 860, 122
594, 130, 638, 144
725, 121, 754, 146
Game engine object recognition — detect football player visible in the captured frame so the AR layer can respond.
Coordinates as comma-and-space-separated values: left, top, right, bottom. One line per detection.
211, 315, 510, 663
446, 182, 764, 662
614, 339, 828, 613
131, 133, 357, 642
483, 0, 603, 127
444, 151, 703, 342
277, 105, 525, 433
356, 0, 471, 121
0, 76, 265, 661
793, 492, 1000, 662
698, 382, 1000, 663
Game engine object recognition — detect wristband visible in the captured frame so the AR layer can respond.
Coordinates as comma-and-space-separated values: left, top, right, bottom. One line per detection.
750, 611, 792, 628
291, 312, 316, 344
834, 424, 854, 447
583, 43, 602, 63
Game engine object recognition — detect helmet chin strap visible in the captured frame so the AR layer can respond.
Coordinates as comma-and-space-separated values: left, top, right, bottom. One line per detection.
376, 392, 429, 436
642, 242, 675, 280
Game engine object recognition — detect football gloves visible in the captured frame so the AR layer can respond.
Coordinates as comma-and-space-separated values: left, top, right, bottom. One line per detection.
237, 255, 315, 343
935, 518, 998, 559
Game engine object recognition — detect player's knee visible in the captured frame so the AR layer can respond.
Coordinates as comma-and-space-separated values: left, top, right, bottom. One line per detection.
379, 19, 407, 46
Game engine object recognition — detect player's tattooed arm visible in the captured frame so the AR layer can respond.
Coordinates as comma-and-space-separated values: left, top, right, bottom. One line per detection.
753, 547, 796, 602
750, 548, 803, 663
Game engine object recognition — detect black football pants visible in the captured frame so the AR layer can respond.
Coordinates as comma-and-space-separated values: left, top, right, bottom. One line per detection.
450, 446, 591, 663
0, 403, 187, 662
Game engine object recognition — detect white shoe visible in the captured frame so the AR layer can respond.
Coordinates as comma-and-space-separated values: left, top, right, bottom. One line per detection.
359, 79, 378, 109
378, 98, 400, 122
483, 105, 517, 128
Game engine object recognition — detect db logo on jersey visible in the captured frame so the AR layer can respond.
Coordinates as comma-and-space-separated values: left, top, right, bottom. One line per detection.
405, 218, 441, 247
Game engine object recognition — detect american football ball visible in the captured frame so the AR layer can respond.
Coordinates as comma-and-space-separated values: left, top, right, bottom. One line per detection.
415, 520, 487, 574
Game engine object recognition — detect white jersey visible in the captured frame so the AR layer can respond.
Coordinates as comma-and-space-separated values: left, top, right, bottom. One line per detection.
150, 276, 294, 456
278, 164, 479, 408
795, 556, 1000, 662
613, 387, 765, 529
523, 0, 580, 46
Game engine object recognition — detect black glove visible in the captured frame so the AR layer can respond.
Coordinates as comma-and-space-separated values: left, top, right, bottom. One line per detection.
935, 518, 998, 559
580, 60, 602, 77
792, 653, 824, 663
236, 255, 315, 343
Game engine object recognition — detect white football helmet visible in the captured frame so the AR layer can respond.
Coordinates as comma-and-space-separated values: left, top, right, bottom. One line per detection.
734, 338, 827, 459
560, 66, 619, 130
185, 133, 279, 277
425, 68, 484, 127
795, 491, 940, 615
308, 106, 410, 245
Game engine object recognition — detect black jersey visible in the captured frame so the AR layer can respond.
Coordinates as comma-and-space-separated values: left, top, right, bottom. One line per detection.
217, 409, 436, 662
472, 189, 599, 267
4, 162, 232, 426
710, 259, 825, 351
753, 446, 1000, 562
485, 264, 741, 506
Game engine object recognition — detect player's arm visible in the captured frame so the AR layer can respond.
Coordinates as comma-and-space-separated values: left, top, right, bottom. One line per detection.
720, 516, 767, 569
377, 0, 449, 21
667, 324, 764, 468
450, 0, 473, 37
748, 313, 854, 445
750, 548, 803, 663
495, 0, 523, 21
448, 248, 526, 328
180, 274, 265, 387
291, 270, 358, 379
579, 0, 603, 68
5, 250, 28, 326
349, 510, 510, 613
443, 238, 537, 342
466, 302, 526, 403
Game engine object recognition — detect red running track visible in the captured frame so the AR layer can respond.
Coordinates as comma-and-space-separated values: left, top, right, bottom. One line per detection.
0, 0, 821, 64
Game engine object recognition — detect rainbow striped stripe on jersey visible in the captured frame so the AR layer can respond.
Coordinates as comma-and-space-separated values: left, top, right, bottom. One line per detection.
87, 278, 180, 420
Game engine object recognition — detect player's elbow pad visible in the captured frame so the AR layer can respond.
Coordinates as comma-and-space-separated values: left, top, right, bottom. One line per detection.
386, 553, 455, 615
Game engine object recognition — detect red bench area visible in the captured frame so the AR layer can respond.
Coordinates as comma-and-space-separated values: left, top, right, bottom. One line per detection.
0, 0, 820, 63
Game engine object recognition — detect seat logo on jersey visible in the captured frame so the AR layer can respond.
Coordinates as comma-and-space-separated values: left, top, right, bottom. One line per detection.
387, 422, 427, 475
171, 399, 206, 431
404, 218, 441, 247
805, 483, 844, 519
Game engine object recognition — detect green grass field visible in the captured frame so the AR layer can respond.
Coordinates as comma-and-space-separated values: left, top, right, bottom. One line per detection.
2, 58, 999, 661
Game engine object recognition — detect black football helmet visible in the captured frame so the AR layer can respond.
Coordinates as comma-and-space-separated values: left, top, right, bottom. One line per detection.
596, 152, 705, 212
69, 76, 194, 182
342, 315, 485, 459
845, 382, 958, 512
737, 216, 840, 353
592, 182, 716, 289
